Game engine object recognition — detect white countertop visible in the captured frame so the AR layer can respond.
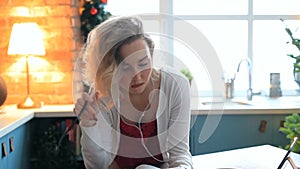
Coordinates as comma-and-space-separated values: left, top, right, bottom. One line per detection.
0, 104, 74, 138
192, 96, 300, 115
192, 144, 300, 169
0, 96, 299, 138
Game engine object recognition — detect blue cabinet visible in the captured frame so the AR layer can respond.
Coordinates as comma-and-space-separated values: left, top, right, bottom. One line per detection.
0, 123, 30, 169
189, 114, 290, 155
0, 134, 8, 169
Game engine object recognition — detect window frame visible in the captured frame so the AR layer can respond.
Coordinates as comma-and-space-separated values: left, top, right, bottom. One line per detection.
170, 0, 300, 96
106, 0, 300, 96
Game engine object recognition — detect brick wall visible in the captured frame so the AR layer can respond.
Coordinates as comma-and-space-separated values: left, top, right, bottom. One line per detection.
0, 0, 82, 105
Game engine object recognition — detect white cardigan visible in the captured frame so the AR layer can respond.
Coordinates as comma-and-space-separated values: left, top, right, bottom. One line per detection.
80, 66, 193, 169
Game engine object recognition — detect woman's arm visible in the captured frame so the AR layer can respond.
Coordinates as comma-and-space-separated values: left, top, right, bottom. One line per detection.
81, 129, 113, 169
75, 92, 116, 169
166, 75, 193, 169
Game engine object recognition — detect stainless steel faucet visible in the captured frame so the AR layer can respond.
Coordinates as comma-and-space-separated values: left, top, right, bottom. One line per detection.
236, 58, 253, 101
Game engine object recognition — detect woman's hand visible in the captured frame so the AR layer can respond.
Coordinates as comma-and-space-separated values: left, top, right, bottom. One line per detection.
74, 91, 98, 127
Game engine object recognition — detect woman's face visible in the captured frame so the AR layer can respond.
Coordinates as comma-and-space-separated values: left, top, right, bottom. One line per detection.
117, 38, 152, 95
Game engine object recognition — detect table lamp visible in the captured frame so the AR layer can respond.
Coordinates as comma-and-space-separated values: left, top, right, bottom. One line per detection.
7, 22, 46, 108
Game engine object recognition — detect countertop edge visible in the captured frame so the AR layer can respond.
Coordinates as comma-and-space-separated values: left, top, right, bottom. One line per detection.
191, 108, 300, 115
0, 104, 75, 138
0, 112, 34, 138
1, 100, 300, 138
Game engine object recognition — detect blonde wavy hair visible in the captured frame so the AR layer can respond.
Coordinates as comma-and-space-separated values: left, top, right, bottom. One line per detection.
80, 16, 155, 101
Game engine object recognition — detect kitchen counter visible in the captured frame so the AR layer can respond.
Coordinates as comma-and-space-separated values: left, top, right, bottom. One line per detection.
0, 104, 74, 138
192, 96, 300, 115
0, 96, 300, 138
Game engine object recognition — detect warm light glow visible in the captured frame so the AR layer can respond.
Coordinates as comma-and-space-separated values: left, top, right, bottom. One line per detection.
8, 22, 45, 56
7, 22, 46, 109
23, 96, 34, 107
17, 96, 41, 109
11, 7, 31, 17
6, 57, 66, 83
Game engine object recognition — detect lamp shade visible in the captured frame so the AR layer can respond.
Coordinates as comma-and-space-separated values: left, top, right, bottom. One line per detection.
8, 22, 45, 56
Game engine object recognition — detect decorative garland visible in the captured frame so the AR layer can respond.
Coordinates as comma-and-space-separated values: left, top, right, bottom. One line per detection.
80, 0, 112, 42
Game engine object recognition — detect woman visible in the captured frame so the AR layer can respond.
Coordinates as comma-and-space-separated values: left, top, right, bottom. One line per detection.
74, 15, 193, 169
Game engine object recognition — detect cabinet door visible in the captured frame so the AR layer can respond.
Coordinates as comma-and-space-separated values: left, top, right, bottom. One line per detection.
0, 135, 8, 169
7, 124, 28, 169
0, 123, 29, 169
190, 114, 292, 155
6, 123, 30, 169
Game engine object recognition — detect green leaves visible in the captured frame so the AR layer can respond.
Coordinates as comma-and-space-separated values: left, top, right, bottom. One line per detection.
281, 19, 300, 73
181, 69, 193, 82
279, 113, 300, 153
292, 39, 300, 51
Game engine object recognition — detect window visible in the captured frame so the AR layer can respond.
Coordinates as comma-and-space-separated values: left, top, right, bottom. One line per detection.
106, 0, 300, 96
253, 0, 300, 15
173, 0, 248, 15
253, 20, 300, 92
174, 20, 248, 95
105, 0, 159, 15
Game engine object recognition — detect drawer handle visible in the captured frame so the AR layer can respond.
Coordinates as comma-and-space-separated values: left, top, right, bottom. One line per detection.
9, 137, 14, 152
1, 142, 7, 158
259, 120, 267, 133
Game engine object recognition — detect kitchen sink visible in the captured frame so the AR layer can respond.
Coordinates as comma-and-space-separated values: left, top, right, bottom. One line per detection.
201, 99, 252, 106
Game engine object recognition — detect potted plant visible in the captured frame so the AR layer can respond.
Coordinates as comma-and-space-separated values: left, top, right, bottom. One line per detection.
279, 113, 300, 153
281, 19, 300, 88
180, 69, 193, 85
